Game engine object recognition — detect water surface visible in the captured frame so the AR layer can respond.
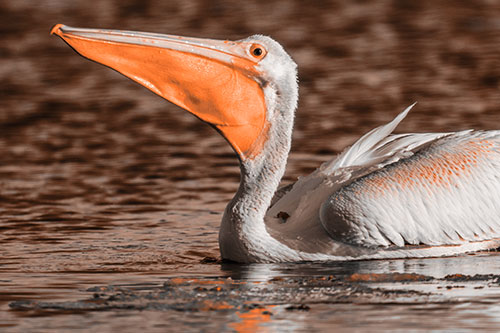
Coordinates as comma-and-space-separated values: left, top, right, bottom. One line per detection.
2, 0, 500, 331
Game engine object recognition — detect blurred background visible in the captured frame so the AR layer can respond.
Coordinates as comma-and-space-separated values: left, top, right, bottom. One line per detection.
2, 0, 500, 166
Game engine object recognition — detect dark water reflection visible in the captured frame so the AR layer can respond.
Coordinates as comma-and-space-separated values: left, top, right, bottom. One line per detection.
2, 0, 500, 331
3, 254, 500, 331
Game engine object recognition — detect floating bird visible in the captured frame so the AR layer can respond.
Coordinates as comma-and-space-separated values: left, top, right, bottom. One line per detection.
51, 24, 500, 263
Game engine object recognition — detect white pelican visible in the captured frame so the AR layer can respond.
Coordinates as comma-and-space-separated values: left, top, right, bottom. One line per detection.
51, 24, 500, 263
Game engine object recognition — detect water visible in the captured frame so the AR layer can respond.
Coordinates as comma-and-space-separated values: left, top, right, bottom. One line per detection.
2, 0, 500, 331
3, 254, 500, 331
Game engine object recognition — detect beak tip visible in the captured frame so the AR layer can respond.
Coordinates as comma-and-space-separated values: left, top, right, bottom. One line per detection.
50, 24, 65, 36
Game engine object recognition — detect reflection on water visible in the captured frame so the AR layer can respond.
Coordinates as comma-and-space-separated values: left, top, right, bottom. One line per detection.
4, 254, 500, 331
2, 0, 500, 331
220, 253, 500, 281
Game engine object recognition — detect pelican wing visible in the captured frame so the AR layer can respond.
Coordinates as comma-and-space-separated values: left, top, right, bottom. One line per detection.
267, 105, 500, 250
320, 130, 500, 247
268, 104, 449, 220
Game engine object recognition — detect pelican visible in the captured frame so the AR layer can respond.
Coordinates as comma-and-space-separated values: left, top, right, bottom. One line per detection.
51, 24, 500, 263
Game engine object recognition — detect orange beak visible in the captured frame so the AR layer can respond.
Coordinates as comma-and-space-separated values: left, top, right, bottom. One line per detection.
51, 24, 268, 160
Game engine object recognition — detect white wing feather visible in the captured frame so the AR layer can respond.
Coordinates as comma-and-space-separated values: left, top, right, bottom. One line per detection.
267, 104, 500, 251
268, 104, 449, 219
324, 102, 417, 171
320, 130, 500, 247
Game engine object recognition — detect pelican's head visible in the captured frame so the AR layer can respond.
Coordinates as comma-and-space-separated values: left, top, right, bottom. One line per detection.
51, 25, 298, 160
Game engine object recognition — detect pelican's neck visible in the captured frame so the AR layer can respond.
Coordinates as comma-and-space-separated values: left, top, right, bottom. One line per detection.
219, 84, 297, 262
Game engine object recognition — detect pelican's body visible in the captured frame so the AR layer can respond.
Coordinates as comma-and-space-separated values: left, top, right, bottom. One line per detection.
52, 25, 500, 263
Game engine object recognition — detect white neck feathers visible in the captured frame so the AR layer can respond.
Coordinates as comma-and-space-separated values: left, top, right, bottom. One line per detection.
218, 75, 298, 262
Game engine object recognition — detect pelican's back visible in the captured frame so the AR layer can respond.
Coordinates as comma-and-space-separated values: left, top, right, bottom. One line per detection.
320, 131, 500, 248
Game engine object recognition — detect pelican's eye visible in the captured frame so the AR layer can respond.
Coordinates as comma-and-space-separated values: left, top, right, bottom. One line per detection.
249, 44, 267, 60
